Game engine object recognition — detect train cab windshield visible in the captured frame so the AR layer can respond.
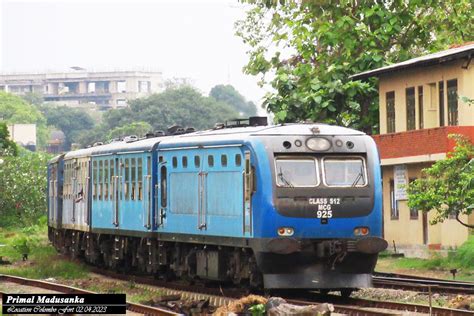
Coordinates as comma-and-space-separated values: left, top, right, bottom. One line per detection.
275, 158, 319, 187
275, 156, 367, 188
322, 157, 367, 187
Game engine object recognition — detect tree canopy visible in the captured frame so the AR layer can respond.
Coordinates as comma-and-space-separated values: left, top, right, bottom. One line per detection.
77, 86, 238, 147
0, 122, 18, 156
408, 135, 474, 228
236, 0, 473, 132
0, 91, 48, 147
40, 105, 95, 149
210, 84, 258, 117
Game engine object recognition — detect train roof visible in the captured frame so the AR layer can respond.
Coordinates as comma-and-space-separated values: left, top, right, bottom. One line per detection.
61, 123, 365, 159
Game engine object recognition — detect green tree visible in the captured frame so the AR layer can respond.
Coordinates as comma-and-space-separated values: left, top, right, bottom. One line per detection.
236, 0, 473, 133
0, 122, 18, 156
407, 135, 474, 228
106, 121, 152, 140
0, 91, 48, 148
75, 86, 239, 147
40, 105, 95, 149
210, 84, 258, 117
0, 150, 51, 226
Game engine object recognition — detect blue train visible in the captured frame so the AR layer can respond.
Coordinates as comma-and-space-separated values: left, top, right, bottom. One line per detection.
48, 117, 387, 294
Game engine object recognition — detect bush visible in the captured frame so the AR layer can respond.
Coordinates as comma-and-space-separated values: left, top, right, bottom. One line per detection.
0, 151, 51, 226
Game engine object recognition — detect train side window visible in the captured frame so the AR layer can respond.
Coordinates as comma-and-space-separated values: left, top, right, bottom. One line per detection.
131, 158, 136, 201
104, 160, 109, 200
194, 155, 200, 168
182, 156, 188, 168
110, 160, 114, 199
208, 155, 214, 167
93, 161, 97, 200
235, 154, 241, 167
172, 156, 178, 168
138, 158, 143, 201
98, 160, 103, 200
221, 154, 227, 167
125, 158, 130, 200
160, 166, 167, 207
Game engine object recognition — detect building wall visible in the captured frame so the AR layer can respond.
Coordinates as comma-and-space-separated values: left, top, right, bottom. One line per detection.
7, 124, 37, 146
378, 59, 474, 134
375, 57, 473, 257
381, 163, 471, 257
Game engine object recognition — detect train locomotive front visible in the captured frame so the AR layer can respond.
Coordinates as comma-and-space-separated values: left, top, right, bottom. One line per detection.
247, 124, 387, 291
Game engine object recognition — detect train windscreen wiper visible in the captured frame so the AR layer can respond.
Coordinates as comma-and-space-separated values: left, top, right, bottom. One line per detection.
351, 166, 364, 187
278, 168, 294, 187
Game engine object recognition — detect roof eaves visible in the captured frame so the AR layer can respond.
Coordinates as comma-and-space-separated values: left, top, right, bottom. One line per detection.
350, 46, 474, 81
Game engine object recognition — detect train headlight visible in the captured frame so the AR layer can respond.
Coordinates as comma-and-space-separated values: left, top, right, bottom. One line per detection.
277, 227, 294, 236
354, 227, 369, 236
306, 137, 331, 151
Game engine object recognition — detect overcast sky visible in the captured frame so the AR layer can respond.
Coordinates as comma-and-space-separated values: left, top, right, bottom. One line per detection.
0, 0, 266, 105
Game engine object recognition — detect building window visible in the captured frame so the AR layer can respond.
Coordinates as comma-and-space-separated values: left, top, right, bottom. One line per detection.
409, 178, 418, 219
390, 179, 399, 220
406, 87, 416, 131
172, 157, 178, 168
386, 91, 395, 133
182, 156, 188, 168
117, 81, 126, 93
138, 81, 150, 93
194, 155, 200, 168
116, 99, 127, 106
447, 79, 458, 126
439, 81, 445, 126
418, 86, 424, 129
208, 155, 214, 167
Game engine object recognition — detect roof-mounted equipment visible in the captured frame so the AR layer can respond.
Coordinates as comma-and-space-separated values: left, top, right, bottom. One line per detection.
124, 135, 138, 143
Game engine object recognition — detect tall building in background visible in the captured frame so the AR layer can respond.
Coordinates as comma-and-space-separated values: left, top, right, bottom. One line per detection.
352, 43, 474, 258
0, 70, 162, 108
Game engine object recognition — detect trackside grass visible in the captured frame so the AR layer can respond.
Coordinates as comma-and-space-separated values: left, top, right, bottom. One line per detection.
376, 235, 474, 281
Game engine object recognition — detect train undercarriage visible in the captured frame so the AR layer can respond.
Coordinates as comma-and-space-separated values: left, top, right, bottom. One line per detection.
49, 227, 382, 293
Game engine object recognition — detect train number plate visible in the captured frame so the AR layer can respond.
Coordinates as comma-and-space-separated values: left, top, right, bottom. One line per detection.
316, 210, 332, 218
309, 197, 340, 218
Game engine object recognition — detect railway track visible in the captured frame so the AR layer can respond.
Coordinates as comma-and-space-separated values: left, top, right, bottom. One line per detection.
1, 271, 472, 315
0, 274, 178, 316
90, 268, 474, 315
373, 271, 474, 295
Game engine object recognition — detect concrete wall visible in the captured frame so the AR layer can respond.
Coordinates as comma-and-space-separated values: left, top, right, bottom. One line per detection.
382, 162, 471, 258
378, 59, 474, 134
7, 124, 37, 146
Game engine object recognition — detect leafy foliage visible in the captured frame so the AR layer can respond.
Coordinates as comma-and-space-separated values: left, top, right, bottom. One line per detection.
210, 84, 258, 117
407, 135, 474, 228
40, 104, 95, 149
106, 121, 152, 140
0, 150, 51, 226
236, 0, 473, 133
0, 91, 48, 148
0, 122, 18, 156
76, 86, 238, 146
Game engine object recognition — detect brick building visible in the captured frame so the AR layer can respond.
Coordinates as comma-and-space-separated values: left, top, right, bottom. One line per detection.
352, 43, 474, 257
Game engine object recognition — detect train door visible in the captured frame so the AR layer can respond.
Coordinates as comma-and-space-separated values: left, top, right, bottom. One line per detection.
112, 157, 121, 227
157, 155, 168, 228
243, 150, 253, 236
143, 155, 152, 230
198, 152, 208, 231
71, 159, 78, 223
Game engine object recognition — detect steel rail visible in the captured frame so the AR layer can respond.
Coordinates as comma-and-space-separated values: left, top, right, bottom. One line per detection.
0, 274, 178, 316
373, 272, 474, 295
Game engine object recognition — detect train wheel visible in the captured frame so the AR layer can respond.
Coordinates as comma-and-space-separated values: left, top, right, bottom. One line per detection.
340, 289, 353, 298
